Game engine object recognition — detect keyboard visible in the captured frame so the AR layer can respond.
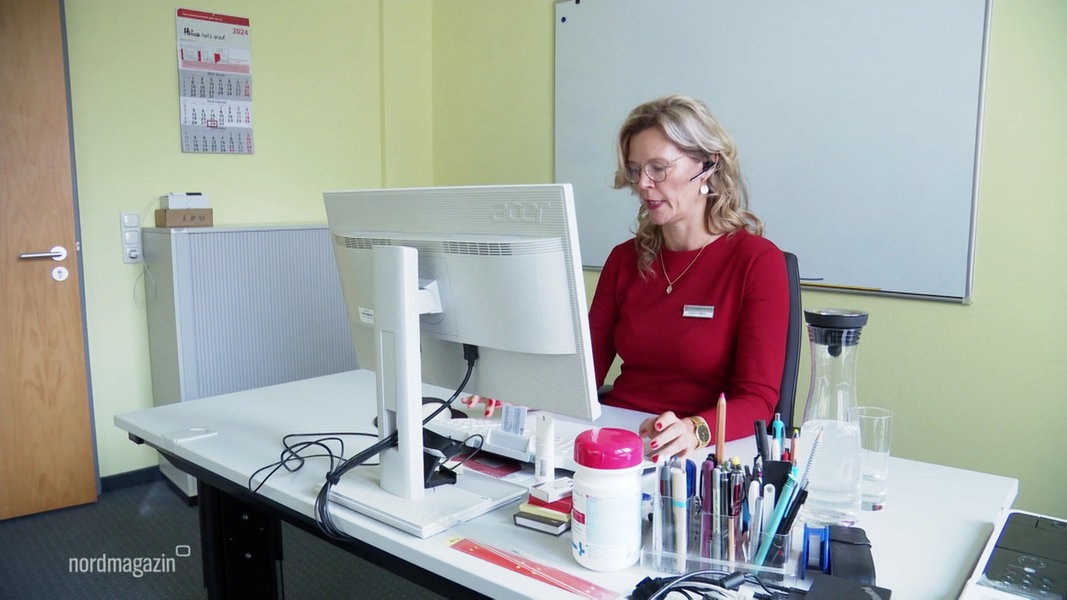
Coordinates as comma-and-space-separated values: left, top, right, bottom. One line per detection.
424, 417, 554, 463
425, 416, 654, 472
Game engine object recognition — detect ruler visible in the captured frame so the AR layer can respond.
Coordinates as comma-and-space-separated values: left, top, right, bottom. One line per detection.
447, 537, 619, 600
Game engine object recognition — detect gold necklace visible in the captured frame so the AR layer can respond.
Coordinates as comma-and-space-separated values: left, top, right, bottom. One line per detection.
660, 240, 711, 295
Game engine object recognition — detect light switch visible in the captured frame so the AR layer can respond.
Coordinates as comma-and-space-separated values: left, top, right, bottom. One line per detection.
120, 211, 143, 264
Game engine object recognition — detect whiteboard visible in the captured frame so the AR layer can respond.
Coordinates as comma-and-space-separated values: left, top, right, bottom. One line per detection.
554, 0, 990, 302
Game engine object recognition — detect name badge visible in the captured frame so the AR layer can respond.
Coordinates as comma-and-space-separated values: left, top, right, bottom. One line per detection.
682, 304, 715, 319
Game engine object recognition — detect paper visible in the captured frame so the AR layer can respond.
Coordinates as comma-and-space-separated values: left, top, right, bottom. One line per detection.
176, 8, 254, 154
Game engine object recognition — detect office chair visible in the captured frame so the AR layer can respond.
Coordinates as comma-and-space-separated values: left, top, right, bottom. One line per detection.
776, 251, 803, 432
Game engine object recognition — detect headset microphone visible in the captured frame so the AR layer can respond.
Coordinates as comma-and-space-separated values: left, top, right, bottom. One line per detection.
689, 160, 715, 182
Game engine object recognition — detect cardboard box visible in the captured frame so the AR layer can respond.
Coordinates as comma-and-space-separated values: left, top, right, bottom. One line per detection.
155, 208, 213, 228
160, 192, 210, 209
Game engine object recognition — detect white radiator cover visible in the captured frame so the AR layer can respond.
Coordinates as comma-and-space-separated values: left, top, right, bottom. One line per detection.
143, 225, 358, 496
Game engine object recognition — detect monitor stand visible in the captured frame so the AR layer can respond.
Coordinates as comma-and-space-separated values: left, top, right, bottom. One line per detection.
327, 245, 525, 538
328, 468, 525, 538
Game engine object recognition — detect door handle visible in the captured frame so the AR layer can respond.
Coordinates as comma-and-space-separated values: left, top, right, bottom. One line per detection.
19, 245, 68, 261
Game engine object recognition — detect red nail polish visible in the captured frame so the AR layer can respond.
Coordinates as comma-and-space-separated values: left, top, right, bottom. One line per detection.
650, 440, 658, 449
655, 422, 663, 431
651, 454, 659, 463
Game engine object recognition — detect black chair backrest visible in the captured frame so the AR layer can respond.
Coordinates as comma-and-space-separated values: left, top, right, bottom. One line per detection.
777, 252, 803, 432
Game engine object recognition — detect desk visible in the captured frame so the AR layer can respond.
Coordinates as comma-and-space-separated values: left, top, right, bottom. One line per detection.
115, 370, 1017, 599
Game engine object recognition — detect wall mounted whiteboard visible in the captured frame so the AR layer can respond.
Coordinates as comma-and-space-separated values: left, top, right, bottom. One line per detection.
555, 0, 990, 302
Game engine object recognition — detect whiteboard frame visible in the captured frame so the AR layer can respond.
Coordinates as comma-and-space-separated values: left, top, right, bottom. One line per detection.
554, 0, 991, 303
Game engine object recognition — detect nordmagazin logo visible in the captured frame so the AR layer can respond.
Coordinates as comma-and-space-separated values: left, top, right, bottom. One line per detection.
68, 545, 190, 578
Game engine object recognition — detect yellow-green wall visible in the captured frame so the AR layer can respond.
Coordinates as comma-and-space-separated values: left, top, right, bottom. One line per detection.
64, 1, 1065, 517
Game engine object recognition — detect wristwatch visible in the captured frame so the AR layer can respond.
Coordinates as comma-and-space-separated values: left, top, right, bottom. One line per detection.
689, 416, 712, 448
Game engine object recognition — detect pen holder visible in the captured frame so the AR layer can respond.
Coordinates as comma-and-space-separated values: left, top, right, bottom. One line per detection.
700, 514, 744, 565
648, 491, 697, 574
690, 519, 795, 583
643, 508, 797, 582
749, 529, 793, 581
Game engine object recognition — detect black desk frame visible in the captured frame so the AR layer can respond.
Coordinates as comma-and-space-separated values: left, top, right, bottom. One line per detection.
137, 437, 490, 600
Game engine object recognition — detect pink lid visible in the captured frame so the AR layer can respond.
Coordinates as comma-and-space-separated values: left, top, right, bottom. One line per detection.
573, 428, 643, 469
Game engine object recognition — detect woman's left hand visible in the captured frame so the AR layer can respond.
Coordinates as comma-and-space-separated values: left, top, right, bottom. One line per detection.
639, 410, 698, 463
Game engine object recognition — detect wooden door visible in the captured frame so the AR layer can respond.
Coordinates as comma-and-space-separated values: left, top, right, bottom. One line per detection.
0, 0, 98, 519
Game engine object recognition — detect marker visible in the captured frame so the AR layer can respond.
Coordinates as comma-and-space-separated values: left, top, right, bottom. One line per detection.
671, 464, 688, 571
749, 494, 763, 561
534, 414, 555, 484
746, 478, 761, 525
754, 419, 771, 462
659, 462, 675, 557
762, 482, 776, 544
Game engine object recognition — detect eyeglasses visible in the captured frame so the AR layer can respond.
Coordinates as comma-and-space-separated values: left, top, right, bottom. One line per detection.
622, 156, 686, 184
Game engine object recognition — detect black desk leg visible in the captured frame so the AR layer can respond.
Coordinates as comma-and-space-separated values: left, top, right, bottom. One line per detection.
198, 480, 284, 599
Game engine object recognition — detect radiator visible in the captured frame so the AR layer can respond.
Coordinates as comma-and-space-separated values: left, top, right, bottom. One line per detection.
142, 225, 358, 496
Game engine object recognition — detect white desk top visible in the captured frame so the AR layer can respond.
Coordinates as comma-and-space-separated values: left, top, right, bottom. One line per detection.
115, 370, 1017, 599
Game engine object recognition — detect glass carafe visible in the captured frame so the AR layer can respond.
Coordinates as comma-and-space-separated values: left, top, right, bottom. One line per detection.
795, 309, 868, 527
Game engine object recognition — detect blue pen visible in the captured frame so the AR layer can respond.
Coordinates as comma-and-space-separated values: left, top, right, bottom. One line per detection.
754, 469, 797, 567
685, 458, 696, 498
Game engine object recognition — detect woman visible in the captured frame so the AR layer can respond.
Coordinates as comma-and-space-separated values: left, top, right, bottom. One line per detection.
589, 94, 789, 462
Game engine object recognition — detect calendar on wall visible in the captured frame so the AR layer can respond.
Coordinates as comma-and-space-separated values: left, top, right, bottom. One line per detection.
176, 8, 253, 154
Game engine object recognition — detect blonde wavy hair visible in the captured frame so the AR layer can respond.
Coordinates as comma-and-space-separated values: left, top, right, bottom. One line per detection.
614, 95, 763, 276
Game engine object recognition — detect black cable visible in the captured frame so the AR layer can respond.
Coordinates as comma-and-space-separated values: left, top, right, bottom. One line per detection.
247, 433, 377, 494
635, 568, 791, 600
313, 344, 480, 539
430, 432, 486, 480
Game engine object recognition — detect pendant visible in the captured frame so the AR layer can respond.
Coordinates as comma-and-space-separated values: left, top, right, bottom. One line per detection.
666, 284, 673, 295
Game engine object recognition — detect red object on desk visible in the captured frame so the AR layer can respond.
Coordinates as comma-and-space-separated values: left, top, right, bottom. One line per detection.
448, 537, 617, 600
526, 493, 573, 514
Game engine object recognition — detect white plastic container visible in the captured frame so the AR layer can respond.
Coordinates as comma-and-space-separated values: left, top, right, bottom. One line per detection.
571, 427, 643, 571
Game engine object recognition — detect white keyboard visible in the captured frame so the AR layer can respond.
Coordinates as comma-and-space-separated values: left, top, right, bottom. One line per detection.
425, 416, 653, 473
424, 417, 553, 463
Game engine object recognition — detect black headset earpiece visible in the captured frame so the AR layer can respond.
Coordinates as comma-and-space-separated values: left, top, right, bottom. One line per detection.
689, 159, 716, 182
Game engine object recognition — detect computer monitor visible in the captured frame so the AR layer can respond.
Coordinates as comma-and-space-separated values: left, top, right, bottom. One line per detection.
322, 183, 600, 536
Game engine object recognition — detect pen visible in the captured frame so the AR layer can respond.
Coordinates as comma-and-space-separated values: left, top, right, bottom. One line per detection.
671, 464, 688, 572
797, 430, 824, 491
790, 429, 800, 466
728, 463, 744, 563
777, 487, 808, 536
700, 457, 714, 558
771, 412, 784, 451
711, 466, 722, 560
754, 470, 797, 566
716, 393, 727, 465
685, 459, 696, 498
